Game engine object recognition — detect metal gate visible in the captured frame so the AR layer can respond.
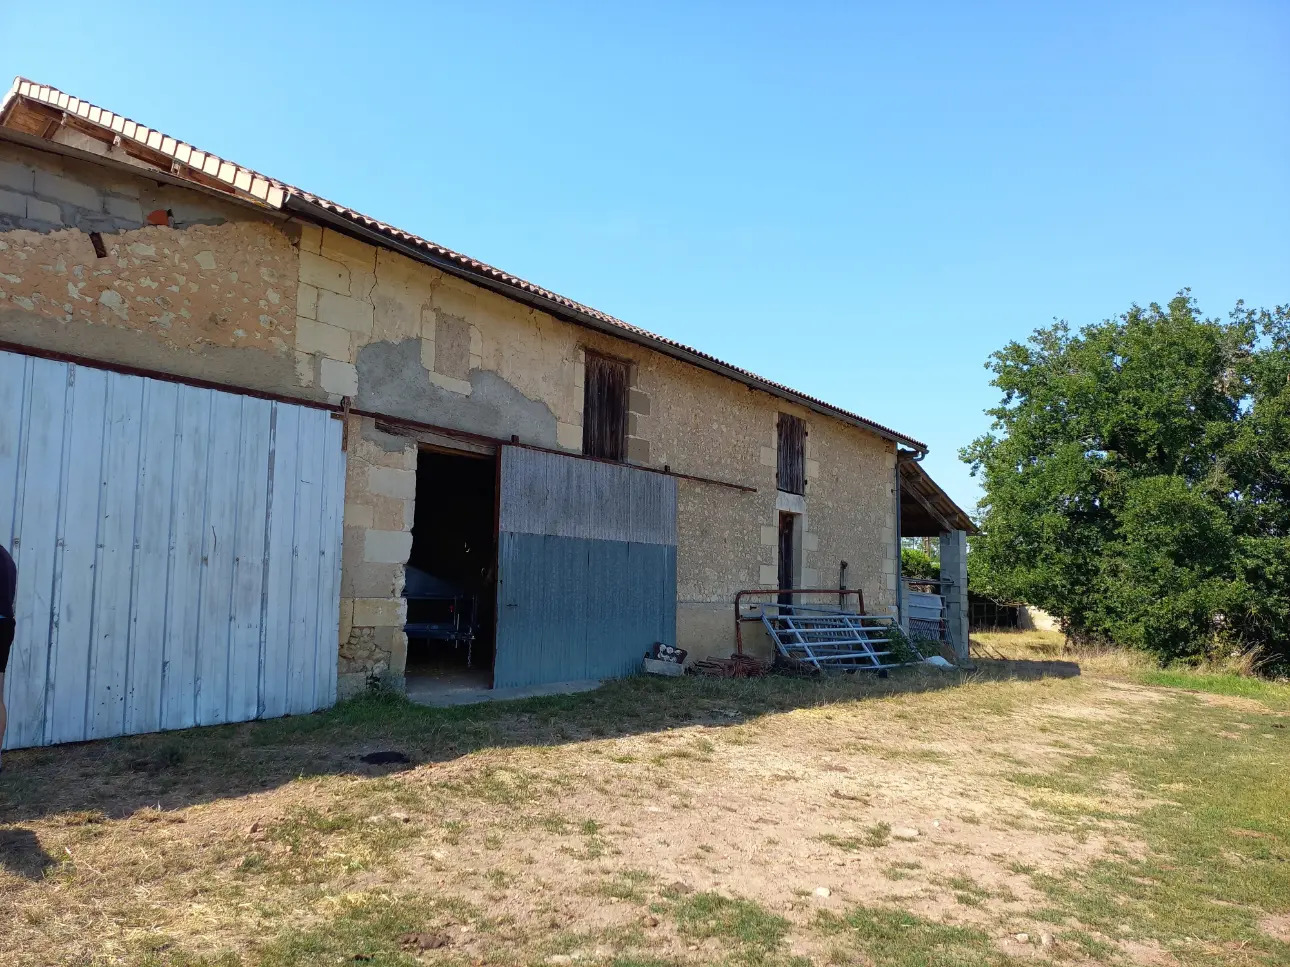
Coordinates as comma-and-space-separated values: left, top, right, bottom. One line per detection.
760, 604, 920, 671
493, 446, 677, 689
0, 349, 346, 750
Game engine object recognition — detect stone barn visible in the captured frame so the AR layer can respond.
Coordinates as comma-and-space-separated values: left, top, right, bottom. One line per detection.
0, 78, 970, 748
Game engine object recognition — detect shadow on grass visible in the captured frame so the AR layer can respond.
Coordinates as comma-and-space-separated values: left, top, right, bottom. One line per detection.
0, 659, 1079, 824
0, 826, 55, 879
974, 657, 1082, 681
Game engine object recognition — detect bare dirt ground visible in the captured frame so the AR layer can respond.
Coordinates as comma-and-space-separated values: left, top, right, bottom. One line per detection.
1, 632, 1287, 966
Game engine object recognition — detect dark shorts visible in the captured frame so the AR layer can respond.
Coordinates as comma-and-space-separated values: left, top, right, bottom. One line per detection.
0, 616, 12, 674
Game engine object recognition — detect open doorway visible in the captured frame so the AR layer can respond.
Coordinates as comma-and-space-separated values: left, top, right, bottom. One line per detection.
778, 511, 798, 607
404, 448, 497, 697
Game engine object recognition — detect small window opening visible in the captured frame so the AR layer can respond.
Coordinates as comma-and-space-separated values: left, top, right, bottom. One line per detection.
777, 413, 806, 494
582, 352, 628, 461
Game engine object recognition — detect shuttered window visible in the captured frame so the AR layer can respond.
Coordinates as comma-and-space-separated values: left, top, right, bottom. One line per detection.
777, 413, 806, 494
582, 352, 628, 461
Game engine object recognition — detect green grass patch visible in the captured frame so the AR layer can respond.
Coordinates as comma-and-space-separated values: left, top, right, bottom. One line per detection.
814, 905, 1009, 966
1005, 695, 1290, 966
882, 861, 922, 882
137, 891, 482, 967
1138, 669, 1290, 708
817, 823, 891, 852
440, 819, 466, 844
590, 869, 656, 902
943, 874, 1000, 907
671, 891, 789, 954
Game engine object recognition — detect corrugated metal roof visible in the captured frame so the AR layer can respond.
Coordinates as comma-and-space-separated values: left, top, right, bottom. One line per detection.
1, 76, 927, 450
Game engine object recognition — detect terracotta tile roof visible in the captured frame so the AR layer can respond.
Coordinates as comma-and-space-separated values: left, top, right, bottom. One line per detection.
1, 77, 926, 451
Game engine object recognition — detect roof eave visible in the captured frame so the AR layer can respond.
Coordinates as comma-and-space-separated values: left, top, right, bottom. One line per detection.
0, 78, 20, 119
1, 75, 928, 453
286, 194, 928, 452
0, 124, 286, 224
897, 452, 977, 534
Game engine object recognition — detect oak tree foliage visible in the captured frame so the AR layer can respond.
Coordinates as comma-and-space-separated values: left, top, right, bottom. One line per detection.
963, 292, 1290, 667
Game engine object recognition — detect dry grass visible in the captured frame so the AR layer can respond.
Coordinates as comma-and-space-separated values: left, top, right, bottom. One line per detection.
0, 638, 1287, 966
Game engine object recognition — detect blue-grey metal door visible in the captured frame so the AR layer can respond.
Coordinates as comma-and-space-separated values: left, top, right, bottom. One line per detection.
493, 447, 677, 689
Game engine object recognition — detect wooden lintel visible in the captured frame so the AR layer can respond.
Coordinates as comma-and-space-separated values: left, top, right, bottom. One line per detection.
63, 116, 117, 144
173, 163, 238, 195
121, 141, 176, 171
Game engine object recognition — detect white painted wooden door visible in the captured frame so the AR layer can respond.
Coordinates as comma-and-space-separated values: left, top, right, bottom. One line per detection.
0, 349, 346, 750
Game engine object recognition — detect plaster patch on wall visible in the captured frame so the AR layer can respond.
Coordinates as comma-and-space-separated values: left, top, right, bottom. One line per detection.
0, 304, 302, 396
355, 338, 560, 447
434, 314, 471, 379
361, 418, 416, 454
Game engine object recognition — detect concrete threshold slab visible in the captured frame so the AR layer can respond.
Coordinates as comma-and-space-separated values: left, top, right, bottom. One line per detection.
405, 678, 603, 708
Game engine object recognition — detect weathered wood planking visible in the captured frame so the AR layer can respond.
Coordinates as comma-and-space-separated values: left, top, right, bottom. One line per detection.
498, 446, 677, 546
0, 349, 345, 750
125, 378, 179, 737
260, 404, 298, 722
776, 413, 806, 496
581, 353, 628, 461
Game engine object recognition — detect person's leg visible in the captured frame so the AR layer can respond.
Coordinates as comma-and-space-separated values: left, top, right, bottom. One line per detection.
0, 617, 10, 770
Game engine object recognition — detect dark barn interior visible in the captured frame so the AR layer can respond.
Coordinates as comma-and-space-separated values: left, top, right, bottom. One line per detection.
405, 449, 498, 687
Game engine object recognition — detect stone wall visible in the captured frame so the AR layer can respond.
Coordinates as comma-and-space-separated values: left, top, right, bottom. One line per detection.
0, 141, 305, 397
337, 416, 418, 697
1, 137, 904, 684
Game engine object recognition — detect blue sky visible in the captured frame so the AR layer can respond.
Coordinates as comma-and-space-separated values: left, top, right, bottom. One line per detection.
4, 1, 1287, 509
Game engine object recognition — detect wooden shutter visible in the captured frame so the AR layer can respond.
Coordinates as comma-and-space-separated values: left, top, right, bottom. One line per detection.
582, 353, 628, 461
777, 413, 806, 494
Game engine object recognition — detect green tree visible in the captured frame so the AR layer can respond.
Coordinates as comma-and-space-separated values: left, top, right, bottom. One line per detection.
901, 545, 939, 579
963, 292, 1290, 667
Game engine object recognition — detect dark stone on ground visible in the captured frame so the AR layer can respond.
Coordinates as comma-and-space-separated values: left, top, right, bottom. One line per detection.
360, 751, 411, 765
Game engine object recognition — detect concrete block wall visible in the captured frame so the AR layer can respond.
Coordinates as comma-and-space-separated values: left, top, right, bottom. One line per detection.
940, 529, 970, 661
0, 155, 149, 235
337, 415, 418, 697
